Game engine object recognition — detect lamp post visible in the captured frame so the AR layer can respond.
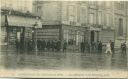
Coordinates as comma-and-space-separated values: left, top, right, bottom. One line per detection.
4, 11, 9, 53
33, 22, 38, 56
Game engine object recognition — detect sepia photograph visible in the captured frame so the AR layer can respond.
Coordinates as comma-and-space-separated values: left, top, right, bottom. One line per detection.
0, 0, 128, 78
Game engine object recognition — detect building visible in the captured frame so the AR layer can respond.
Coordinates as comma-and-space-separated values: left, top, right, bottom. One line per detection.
33, 1, 128, 48
1, 0, 33, 12
1, 8, 41, 51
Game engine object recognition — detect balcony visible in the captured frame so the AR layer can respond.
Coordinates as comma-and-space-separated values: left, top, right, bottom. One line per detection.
42, 20, 61, 25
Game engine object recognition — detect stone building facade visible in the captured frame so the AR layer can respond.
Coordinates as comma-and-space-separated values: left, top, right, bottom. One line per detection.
1, 0, 33, 12
1, 9, 41, 51
32, 1, 128, 47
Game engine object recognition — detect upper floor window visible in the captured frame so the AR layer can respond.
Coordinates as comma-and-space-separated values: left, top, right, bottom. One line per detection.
68, 5, 75, 16
97, 2, 104, 7
89, 1, 96, 5
80, 7, 87, 24
37, 6, 42, 12
106, 2, 112, 8
89, 13, 94, 24
68, 5, 75, 22
98, 11, 102, 25
106, 13, 112, 26
115, 1, 125, 10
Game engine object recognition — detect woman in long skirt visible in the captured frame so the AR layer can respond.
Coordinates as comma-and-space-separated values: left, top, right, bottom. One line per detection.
105, 41, 112, 54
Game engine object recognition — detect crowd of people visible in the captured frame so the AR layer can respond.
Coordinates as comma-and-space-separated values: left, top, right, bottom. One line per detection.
80, 40, 124, 54
15, 39, 127, 54
27, 39, 63, 52
80, 41, 103, 53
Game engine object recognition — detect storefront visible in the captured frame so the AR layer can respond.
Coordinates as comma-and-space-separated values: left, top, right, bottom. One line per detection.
35, 24, 87, 50
99, 28, 115, 44
1, 11, 41, 51
62, 25, 86, 46
36, 25, 60, 40
88, 27, 101, 43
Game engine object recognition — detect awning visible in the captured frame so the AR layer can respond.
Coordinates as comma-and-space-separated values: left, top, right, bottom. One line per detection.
89, 27, 101, 31
7, 15, 42, 28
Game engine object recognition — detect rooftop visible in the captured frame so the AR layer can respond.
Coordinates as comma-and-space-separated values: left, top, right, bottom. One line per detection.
1, 8, 40, 19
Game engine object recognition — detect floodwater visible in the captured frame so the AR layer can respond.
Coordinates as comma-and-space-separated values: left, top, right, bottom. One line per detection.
1, 50, 128, 70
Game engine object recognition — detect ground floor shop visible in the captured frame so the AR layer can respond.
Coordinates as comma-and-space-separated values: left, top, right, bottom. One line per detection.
1, 13, 41, 52
99, 29, 115, 44
35, 25, 115, 49
36, 25, 86, 45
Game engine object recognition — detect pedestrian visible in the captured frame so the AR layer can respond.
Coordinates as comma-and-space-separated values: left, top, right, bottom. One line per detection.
46, 40, 50, 51
83, 41, 85, 53
80, 41, 83, 52
15, 39, 20, 54
51, 40, 54, 52
42, 40, 46, 51
99, 41, 102, 53
53, 40, 56, 52
80, 41, 85, 53
63, 40, 67, 52
91, 42, 95, 53
27, 40, 30, 52
85, 41, 88, 52
97, 41, 100, 53
105, 41, 112, 54
28, 40, 33, 53
111, 42, 115, 53
37, 39, 41, 51
57, 40, 61, 51
121, 42, 127, 53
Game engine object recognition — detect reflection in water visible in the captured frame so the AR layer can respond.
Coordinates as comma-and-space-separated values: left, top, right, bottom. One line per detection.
3, 50, 128, 70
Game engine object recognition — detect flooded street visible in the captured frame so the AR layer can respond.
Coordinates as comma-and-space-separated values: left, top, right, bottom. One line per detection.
2, 49, 128, 71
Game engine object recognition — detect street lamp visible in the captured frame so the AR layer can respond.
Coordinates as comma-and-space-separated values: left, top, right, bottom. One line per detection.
33, 22, 38, 55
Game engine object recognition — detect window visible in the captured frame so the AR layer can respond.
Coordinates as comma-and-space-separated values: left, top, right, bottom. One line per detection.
106, 2, 112, 8
68, 5, 75, 16
89, 13, 94, 24
80, 7, 86, 24
37, 6, 42, 12
115, 1, 124, 10
98, 12, 102, 25
118, 18, 123, 36
106, 13, 111, 26
98, 1, 104, 6
68, 5, 75, 22
89, 1, 96, 5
